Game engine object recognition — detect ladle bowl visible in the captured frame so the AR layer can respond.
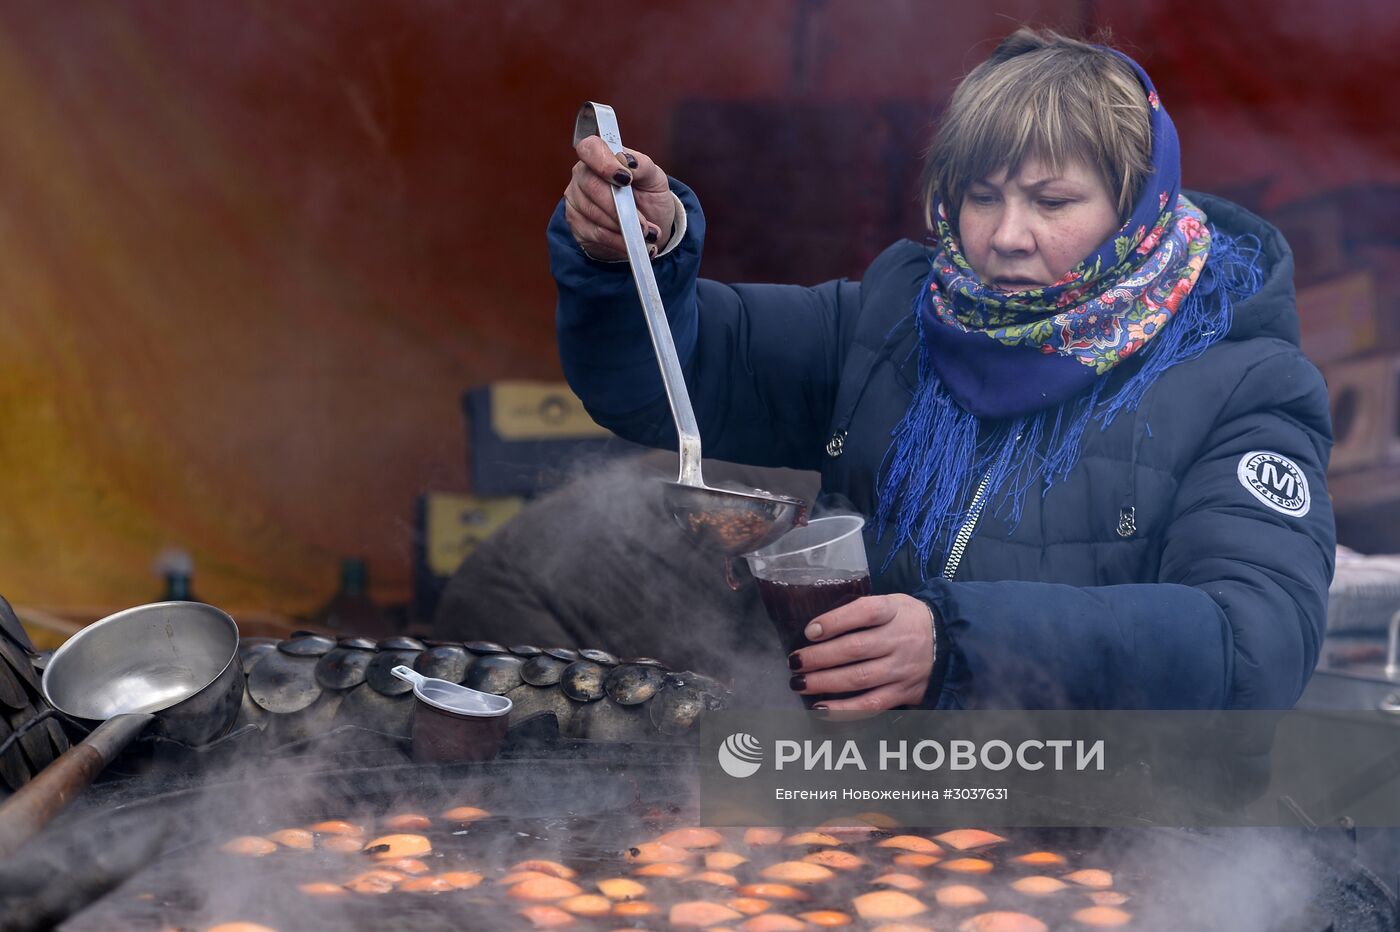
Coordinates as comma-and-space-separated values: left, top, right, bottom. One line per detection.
663, 482, 808, 556
573, 101, 809, 557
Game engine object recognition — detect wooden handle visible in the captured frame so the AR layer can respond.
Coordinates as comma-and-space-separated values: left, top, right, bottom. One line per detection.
0, 712, 152, 859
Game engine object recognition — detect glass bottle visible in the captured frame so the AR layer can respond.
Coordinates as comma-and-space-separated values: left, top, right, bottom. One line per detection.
162, 570, 195, 602
312, 558, 391, 637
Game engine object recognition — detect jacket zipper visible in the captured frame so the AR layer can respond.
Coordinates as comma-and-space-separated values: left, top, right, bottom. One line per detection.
940, 428, 1022, 580
941, 468, 991, 580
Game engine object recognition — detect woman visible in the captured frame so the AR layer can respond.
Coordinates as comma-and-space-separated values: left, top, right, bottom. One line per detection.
549, 29, 1335, 711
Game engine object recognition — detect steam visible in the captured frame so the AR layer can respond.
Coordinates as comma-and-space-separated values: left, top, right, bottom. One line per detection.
435, 450, 815, 711
1084, 827, 1325, 931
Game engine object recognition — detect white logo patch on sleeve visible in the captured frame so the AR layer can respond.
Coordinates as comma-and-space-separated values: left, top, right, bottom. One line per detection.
1237, 451, 1311, 517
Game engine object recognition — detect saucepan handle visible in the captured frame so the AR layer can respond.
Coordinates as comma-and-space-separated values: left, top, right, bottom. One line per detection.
0, 711, 153, 859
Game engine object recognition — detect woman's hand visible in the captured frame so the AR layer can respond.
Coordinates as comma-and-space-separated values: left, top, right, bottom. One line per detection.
788, 594, 936, 711
565, 136, 676, 261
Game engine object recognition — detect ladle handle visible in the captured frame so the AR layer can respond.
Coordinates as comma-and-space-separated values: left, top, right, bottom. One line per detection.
573, 102, 704, 488
391, 665, 425, 688
0, 711, 153, 860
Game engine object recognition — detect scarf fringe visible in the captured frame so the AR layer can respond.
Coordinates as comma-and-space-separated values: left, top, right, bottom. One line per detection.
874, 227, 1263, 578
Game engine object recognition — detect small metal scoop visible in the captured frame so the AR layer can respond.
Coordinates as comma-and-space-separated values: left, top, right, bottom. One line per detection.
573, 102, 808, 556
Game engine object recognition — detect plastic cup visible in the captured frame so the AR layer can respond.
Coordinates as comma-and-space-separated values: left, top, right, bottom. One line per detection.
744, 515, 871, 657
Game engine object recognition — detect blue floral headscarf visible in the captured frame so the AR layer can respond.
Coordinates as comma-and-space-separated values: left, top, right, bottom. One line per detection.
920, 49, 1211, 419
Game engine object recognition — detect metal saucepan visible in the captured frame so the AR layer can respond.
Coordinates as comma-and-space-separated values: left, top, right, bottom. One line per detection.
0, 601, 242, 857
572, 102, 808, 556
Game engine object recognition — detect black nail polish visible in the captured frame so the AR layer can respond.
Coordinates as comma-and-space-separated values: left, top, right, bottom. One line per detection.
613, 169, 632, 186
787, 652, 802, 671
624, 153, 639, 169
812, 703, 829, 712
644, 226, 658, 244
789, 674, 806, 692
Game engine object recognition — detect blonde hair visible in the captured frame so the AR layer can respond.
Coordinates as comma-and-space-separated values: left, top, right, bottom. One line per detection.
923, 28, 1152, 229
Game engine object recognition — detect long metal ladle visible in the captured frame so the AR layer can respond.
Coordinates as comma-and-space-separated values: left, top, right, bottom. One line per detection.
572, 102, 808, 556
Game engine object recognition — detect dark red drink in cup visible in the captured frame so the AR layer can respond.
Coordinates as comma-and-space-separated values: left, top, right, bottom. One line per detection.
744, 516, 869, 706
754, 571, 872, 654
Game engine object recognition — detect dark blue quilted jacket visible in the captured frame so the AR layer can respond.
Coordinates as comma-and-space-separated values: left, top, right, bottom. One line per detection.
549, 180, 1335, 711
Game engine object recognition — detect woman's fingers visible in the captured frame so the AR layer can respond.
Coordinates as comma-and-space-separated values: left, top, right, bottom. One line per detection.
564, 183, 620, 235
793, 656, 892, 696
568, 160, 664, 246
564, 136, 673, 257
570, 160, 623, 220
793, 625, 890, 673
786, 594, 936, 710
802, 595, 899, 645
564, 201, 627, 260
575, 134, 635, 187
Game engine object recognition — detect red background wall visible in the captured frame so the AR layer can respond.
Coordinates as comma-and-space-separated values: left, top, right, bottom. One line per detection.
0, 1, 1393, 618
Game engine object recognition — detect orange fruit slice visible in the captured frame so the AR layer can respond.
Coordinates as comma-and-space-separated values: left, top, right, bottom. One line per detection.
759, 861, 835, 884
669, 901, 744, 927
383, 858, 430, 876
1009, 876, 1067, 896
738, 884, 809, 901
508, 876, 585, 901
956, 912, 1048, 932
626, 842, 691, 864
344, 870, 404, 895
519, 905, 574, 928
511, 860, 577, 879
783, 832, 842, 846
381, 813, 432, 831
1071, 907, 1132, 928
893, 853, 942, 868
320, 836, 363, 854
852, 890, 927, 920
441, 805, 490, 822
400, 876, 454, 893
1064, 869, 1113, 889
935, 829, 1007, 851
597, 877, 647, 900
876, 836, 941, 854
363, 834, 431, 860
266, 829, 314, 850
799, 910, 853, 926
221, 836, 277, 857
658, 827, 726, 849
740, 915, 805, 932
743, 827, 784, 846
803, 850, 865, 871
706, 852, 750, 870
872, 873, 924, 891
939, 858, 994, 874
559, 894, 612, 917
934, 884, 988, 907
438, 871, 482, 889
726, 897, 772, 915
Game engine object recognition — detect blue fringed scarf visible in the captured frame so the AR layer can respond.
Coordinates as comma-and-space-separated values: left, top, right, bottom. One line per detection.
873, 48, 1265, 576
